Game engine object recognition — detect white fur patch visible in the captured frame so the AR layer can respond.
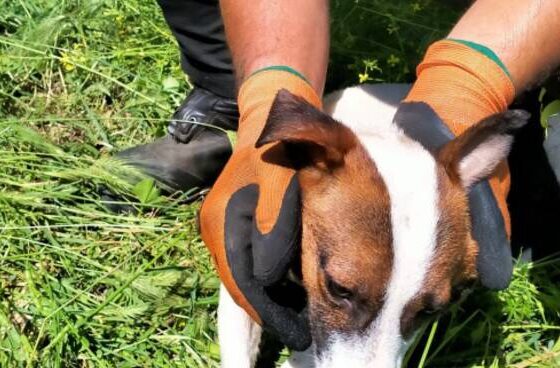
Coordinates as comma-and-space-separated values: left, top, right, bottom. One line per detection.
218, 284, 262, 368
318, 85, 440, 368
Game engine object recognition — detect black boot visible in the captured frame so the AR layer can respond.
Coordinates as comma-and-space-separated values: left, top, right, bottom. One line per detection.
116, 87, 238, 193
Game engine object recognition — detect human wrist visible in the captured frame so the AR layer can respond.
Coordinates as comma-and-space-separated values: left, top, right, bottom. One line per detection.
236, 67, 322, 146
404, 39, 515, 135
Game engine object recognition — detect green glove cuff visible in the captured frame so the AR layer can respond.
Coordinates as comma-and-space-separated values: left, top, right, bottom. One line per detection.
447, 38, 512, 79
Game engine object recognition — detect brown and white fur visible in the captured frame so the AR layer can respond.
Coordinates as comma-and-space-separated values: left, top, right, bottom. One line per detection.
218, 84, 528, 368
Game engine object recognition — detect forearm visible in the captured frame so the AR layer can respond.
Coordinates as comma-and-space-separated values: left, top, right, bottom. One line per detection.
219, 0, 329, 95
449, 0, 560, 92
406, 0, 560, 129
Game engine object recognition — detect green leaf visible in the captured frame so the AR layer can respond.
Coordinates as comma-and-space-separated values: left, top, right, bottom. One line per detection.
162, 76, 180, 91
132, 178, 160, 204
540, 100, 560, 128
225, 129, 237, 148
538, 87, 547, 103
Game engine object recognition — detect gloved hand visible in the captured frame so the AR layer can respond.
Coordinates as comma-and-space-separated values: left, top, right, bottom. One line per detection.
199, 68, 321, 350
394, 39, 517, 289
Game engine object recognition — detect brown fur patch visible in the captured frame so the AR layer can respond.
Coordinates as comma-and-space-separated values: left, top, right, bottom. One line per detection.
257, 89, 358, 169
299, 141, 394, 340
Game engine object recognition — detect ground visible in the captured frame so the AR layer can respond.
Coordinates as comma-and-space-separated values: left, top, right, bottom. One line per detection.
1, 0, 559, 367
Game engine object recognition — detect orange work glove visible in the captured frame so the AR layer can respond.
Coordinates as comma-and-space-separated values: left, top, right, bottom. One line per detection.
199, 68, 321, 350
394, 39, 516, 289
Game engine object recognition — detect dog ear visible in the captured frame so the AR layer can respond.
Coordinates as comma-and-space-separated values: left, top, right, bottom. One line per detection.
438, 110, 530, 189
256, 89, 356, 170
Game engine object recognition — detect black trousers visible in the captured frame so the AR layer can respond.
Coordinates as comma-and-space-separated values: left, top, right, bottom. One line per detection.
158, 0, 236, 99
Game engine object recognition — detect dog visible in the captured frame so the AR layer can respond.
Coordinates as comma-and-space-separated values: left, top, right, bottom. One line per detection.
217, 84, 528, 368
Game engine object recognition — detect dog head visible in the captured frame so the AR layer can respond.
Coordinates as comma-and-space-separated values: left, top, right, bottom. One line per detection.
256, 89, 528, 367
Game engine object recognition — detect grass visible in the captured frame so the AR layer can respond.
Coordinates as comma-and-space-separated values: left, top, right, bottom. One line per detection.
1, 0, 559, 367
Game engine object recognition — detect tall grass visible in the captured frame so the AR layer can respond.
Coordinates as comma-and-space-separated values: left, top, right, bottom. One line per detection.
1, 0, 559, 367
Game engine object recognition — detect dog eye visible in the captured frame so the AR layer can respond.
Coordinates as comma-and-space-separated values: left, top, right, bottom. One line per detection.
419, 305, 442, 316
327, 278, 353, 300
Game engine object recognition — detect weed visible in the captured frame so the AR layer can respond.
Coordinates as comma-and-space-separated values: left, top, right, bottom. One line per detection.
1, 0, 559, 367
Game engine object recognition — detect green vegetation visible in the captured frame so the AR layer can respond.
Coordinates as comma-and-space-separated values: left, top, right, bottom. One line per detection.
1, 0, 559, 367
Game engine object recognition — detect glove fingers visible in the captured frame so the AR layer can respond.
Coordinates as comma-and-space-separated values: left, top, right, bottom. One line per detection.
200, 150, 261, 323
254, 143, 296, 234
252, 176, 301, 285
469, 181, 513, 290
488, 161, 511, 235
224, 184, 311, 350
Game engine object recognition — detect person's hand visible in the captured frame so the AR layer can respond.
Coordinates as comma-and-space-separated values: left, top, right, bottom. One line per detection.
395, 39, 517, 289
199, 69, 321, 350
